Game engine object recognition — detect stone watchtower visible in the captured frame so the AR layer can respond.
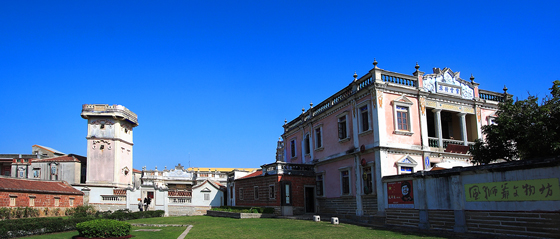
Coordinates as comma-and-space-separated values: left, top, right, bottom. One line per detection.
81, 104, 138, 187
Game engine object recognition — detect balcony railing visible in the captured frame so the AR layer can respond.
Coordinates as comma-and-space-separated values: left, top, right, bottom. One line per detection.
261, 162, 315, 176
168, 190, 192, 197
479, 90, 506, 102
168, 197, 191, 204
428, 137, 475, 152
101, 195, 126, 202
381, 74, 417, 87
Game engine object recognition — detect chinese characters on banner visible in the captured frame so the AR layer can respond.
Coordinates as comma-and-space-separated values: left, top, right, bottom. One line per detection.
465, 178, 560, 202
387, 180, 414, 208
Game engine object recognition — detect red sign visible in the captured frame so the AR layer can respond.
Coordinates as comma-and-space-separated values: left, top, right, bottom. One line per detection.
387, 180, 414, 208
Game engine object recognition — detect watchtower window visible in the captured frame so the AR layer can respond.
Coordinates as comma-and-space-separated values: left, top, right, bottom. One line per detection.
100, 124, 105, 129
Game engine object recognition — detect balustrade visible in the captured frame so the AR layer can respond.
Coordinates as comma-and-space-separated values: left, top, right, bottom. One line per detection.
381, 74, 417, 87
479, 91, 505, 102
428, 137, 439, 147
429, 137, 476, 152
443, 139, 465, 149
168, 197, 191, 204
168, 190, 192, 197
101, 195, 126, 202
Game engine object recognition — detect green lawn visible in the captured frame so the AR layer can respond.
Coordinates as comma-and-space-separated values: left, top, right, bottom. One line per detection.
24, 216, 449, 239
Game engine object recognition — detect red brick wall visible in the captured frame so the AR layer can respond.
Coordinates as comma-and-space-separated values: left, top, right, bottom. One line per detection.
0, 191, 83, 208
281, 175, 316, 207
235, 175, 281, 207
235, 174, 315, 208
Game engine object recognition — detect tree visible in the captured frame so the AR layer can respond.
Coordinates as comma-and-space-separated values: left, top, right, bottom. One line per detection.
470, 80, 560, 164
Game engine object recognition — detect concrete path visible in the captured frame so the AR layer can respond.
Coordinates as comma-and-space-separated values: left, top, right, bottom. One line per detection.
130, 223, 193, 239
177, 225, 193, 239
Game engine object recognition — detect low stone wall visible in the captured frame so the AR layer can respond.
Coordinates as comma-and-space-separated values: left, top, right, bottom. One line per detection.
385, 208, 419, 227
89, 203, 127, 212
361, 194, 378, 215
428, 210, 454, 231
317, 196, 356, 215
206, 210, 277, 219
168, 205, 211, 216
466, 210, 560, 238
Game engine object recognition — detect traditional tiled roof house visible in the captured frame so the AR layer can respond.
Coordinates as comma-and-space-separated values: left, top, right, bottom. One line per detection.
0, 176, 83, 215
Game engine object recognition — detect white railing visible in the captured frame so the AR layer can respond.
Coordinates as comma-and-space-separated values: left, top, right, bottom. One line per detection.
169, 197, 191, 204
101, 195, 126, 202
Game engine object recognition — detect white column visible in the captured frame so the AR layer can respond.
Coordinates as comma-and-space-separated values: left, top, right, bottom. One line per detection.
371, 90, 387, 147
419, 97, 429, 150
309, 124, 314, 163
354, 155, 363, 216
433, 109, 443, 148
375, 149, 387, 215
457, 113, 468, 146
351, 102, 363, 216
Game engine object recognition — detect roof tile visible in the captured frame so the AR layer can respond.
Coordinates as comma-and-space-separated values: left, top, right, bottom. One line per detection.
0, 177, 83, 195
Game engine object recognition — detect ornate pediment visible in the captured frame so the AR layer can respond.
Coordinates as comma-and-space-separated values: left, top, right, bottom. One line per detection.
396, 155, 417, 166
422, 68, 474, 100
393, 95, 413, 105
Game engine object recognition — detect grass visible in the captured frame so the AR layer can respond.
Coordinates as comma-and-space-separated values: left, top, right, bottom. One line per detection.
23, 216, 450, 239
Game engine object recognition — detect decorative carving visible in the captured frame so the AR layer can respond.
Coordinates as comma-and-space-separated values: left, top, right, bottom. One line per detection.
422, 69, 474, 100
419, 97, 426, 115
377, 90, 383, 107
477, 107, 482, 122
91, 119, 114, 125
122, 167, 130, 176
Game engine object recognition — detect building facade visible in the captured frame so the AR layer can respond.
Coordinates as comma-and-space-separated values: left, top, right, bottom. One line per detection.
10, 154, 86, 185
280, 61, 506, 217
0, 176, 83, 215
233, 162, 315, 215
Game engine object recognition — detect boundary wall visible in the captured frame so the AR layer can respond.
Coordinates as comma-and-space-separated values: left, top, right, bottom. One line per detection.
382, 157, 560, 238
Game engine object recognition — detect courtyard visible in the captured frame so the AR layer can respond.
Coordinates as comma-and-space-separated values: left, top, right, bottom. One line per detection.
22, 215, 449, 239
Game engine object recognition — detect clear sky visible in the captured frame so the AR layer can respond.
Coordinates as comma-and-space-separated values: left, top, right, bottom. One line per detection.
1, 1, 558, 170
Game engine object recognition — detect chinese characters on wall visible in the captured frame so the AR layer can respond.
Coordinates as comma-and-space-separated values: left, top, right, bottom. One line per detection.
465, 178, 560, 202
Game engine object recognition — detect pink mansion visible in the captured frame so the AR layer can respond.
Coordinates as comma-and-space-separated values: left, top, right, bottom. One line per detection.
279, 60, 506, 217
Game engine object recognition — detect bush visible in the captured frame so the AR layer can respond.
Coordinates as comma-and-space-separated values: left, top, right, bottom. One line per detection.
0, 217, 91, 238
0, 207, 39, 220
97, 209, 164, 221
76, 219, 131, 238
0, 208, 164, 238
71, 205, 97, 218
0, 207, 9, 219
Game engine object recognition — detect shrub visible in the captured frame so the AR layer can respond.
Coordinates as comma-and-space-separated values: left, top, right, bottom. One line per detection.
0, 208, 9, 219
53, 208, 61, 216
71, 205, 97, 218
76, 219, 131, 238
0, 217, 91, 238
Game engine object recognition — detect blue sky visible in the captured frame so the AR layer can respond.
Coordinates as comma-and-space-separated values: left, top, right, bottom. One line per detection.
1, 1, 558, 170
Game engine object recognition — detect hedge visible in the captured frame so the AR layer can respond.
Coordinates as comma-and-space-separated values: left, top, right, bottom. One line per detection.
0, 207, 165, 238
0, 217, 91, 238
76, 219, 131, 238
